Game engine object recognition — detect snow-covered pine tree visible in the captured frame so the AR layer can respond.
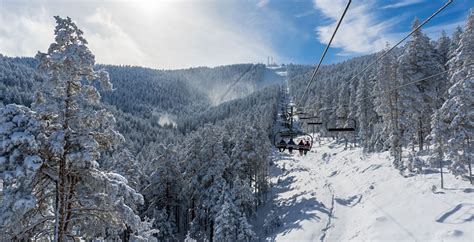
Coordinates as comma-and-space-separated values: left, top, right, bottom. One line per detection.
369, 62, 388, 153
309, 84, 324, 118
213, 188, 239, 241
356, 74, 376, 151
214, 186, 255, 242
34, 16, 153, 240
107, 148, 144, 190
152, 209, 176, 241
436, 10, 474, 182
436, 31, 451, 67
335, 82, 351, 147
435, 31, 452, 102
229, 125, 269, 208
374, 45, 403, 168
236, 210, 256, 241
447, 26, 463, 77
182, 125, 227, 241
428, 110, 447, 188
0, 104, 50, 240
406, 151, 423, 173
247, 125, 271, 205
230, 175, 255, 216
397, 18, 445, 152
229, 138, 257, 215
142, 143, 181, 237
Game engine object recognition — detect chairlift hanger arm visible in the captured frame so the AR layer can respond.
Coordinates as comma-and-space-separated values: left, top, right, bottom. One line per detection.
299, 116, 321, 119
325, 117, 357, 132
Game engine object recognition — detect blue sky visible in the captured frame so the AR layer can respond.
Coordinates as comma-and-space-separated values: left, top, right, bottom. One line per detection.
0, 0, 472, 69
262, 0, 473, 65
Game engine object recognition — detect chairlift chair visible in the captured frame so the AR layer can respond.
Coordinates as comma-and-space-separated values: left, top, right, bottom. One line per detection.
296, 115, 323, 126
325, 117, 357, 132
273, 130, 313, 152
295, 111, 308, 116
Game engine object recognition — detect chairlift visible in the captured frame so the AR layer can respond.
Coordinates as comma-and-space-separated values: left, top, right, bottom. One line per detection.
325, 117, 357, 132
295, 111, 308, 116
299, 115, 320, 120
297, 115, 323, 126
273, 130, 313, 154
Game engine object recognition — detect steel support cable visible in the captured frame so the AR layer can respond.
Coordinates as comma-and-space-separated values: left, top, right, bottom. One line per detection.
219, 65, 254, 103
326, 0, 453, 99
295, 0, 352, 109
336, 62, 474, 108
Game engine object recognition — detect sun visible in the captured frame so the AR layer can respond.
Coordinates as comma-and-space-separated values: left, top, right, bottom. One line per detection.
133, 0, 162, 17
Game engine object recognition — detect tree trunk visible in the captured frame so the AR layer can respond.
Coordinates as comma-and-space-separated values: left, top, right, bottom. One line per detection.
467, 137, 472, 184
439, 159, 444, 189
122, 225, 131, 242
175, 204, 180, 233
63, 175, 77, 234
166, 184, 170, 219
53, 181, 59, 242
419, 118, 424, 151
57, 80, 74, 241
353, 132, 356, 148
57, 154, 67, 241
191, 199, 195, 221
209, 220, 214, 242
438, 138, 445, 189
468, 162, 473, 185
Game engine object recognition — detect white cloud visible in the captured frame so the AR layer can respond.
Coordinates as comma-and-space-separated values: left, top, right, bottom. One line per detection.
256, 0, 270, 8
313, 0, 398, 55
295, 9, 316, 18
424, 20, 464, 39
0, 7, 53, 57
0, 0, 283, 69
83, 8, 151, 67
381, 0, 425, 10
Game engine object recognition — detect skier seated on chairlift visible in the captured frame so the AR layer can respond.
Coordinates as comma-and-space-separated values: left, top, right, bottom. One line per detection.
287, 138, 296, 154
304, 140, 311, 155
298, 139, 305, 156
278, 139, 287, 152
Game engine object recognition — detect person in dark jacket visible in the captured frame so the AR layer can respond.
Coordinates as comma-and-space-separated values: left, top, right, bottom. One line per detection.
288, 138, 296, 154
298, 140, 305, 156
304, 140, 311, 155
278, 139, 287, 152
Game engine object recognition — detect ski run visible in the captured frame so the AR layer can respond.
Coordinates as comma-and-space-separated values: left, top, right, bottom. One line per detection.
258, 140, 473, 241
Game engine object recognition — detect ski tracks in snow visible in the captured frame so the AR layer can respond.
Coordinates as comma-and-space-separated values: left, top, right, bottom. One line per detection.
270, 142, 415, 242
265, 147, 339, 242
264, 140, 474, 241
263, 149, 335, 241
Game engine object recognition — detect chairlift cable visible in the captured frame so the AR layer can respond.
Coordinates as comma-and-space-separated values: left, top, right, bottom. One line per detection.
337, 62, 474, 108
295, 0, 351, 109
219, 65, 254, 103
326, 0, 453, 99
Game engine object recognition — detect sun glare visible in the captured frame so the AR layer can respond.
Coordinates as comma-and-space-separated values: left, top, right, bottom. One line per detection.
133, 0, 162, 17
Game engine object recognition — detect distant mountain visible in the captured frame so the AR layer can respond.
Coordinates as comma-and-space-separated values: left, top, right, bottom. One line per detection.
0, 55, 284, 153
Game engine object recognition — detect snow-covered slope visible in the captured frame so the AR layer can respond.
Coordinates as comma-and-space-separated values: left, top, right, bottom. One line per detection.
259, 139, 473, 241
